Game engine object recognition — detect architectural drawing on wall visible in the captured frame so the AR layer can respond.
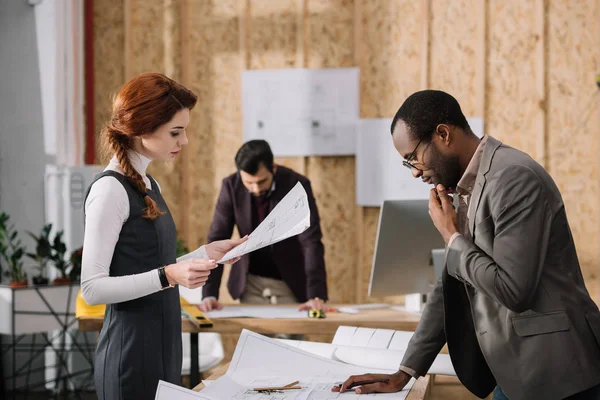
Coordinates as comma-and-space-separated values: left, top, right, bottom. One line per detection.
242, 68, 359, 157
356, 117, 484, 206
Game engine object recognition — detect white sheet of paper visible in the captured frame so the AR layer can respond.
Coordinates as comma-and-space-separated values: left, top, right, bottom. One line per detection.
154, 380, 213, 400
388, 331, 415, 351
276, 335, 456, 377
217, 182, 310, 263
332, 326, 357, 346
200, 330, 414, 399
350, 328, 376, 347
204, 306, 307, 319
333, 347, 456, 376
368, 329, 395, 349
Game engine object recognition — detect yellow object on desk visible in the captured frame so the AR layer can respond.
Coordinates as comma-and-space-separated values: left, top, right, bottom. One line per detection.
75, 289, 106, 318
308, 308, 325, 318
75, 290, 213, 329
180, 297, 214, 328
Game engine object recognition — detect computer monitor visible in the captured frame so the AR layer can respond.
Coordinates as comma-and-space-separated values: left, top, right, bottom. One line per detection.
368, 199, 446, 297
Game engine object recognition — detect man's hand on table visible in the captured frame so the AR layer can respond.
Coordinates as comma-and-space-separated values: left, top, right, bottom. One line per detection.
298, 297, 333, 311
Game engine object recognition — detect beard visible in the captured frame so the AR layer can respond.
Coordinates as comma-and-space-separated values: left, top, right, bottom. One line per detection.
252, 191, 268, 198
428, 144, 462, 189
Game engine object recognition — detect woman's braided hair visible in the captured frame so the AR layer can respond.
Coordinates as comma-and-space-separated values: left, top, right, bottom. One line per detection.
102, 72, 197, 219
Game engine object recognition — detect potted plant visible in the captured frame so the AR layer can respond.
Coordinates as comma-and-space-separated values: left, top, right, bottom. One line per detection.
68, 246, 83, 282
0, 212, 28, 288
26, 223, 53, 285
50, 230, 71, 284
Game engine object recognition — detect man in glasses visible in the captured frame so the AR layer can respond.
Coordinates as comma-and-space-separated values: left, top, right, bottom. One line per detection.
334, 90, 600, 400
199, 139, 328, 314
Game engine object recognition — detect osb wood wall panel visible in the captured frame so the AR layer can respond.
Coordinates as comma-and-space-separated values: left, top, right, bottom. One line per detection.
93, 0, 125, 165
248, 0, 306, 177
357, 0, 423, 303
548, 0, 600, 300
486, 0, 543, 161
429, 0, 479, 117
125, 0, 184, 230
183, 0, 245, 362
93, 2, 600, 343
305, 0, 356, 305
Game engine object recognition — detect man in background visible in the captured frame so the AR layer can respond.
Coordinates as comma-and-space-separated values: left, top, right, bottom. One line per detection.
198, 140, 328, 312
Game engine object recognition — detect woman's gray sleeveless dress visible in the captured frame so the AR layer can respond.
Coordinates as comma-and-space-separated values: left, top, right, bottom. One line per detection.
85, 171, 182, 400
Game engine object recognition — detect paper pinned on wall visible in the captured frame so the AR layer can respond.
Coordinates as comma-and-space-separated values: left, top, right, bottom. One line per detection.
356, 117, 484, 206
217, 182, 310, 263
242, 68, 359, 157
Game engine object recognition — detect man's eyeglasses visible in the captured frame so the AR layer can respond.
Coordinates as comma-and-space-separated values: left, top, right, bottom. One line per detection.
402, 136, 425, 170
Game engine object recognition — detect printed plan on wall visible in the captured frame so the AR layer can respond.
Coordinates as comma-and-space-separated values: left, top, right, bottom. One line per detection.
356, 117, 484, 206
242, 68, 359, 157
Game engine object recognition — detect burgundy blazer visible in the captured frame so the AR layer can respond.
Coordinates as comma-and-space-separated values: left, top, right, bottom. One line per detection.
202, 166, 328, 302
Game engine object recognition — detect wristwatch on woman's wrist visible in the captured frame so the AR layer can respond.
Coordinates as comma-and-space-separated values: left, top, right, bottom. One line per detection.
158, 266, 174, 290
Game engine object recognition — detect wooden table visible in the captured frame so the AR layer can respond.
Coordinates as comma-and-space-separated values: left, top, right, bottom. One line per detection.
78, 304, 421, 334
193, 362, 432, 399
78, 305, 421, 388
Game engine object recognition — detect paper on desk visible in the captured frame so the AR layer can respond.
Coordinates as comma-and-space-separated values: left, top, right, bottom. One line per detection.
204, 306, 307, 319
336, 303, 390, 314
217, 182, 311, 263
155, 380, 213, 400
333, 347, 456, 376
200, 329, 414, 399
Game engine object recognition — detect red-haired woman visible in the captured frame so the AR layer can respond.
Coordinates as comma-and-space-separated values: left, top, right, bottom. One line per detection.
80, 72, 246, 399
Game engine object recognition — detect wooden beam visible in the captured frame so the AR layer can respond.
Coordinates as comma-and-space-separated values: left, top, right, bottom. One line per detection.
295, 0, 306, 69
535, 0, 548, 168
123, 0, 132, 80
239, 0, 249, 69
354, 0, 364, 303
476, 0, 487, 123
179, 0, 191, 244
420, 0, 430, 90
163, 0, 178, 81
353, 0, 362, 67
296, 0, 308, 176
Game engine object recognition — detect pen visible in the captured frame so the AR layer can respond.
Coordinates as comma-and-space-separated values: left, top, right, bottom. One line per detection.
253, 380, 302, 391
335, 379, 390, 390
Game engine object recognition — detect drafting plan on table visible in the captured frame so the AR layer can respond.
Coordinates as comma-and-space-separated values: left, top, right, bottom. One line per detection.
199, 329, 415, 399
217, 182, 311, 263
204, 306, 307, 319
155, 380, 211, 400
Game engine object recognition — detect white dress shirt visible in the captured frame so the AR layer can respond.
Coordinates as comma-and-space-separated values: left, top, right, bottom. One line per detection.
81, 151, 208, 305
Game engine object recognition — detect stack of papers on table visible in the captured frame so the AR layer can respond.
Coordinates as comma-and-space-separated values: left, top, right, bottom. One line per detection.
156, 329, 415, 399
204, 306, 307, 319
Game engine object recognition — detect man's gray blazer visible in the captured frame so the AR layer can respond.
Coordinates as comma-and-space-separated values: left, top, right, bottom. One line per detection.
400, 136, 600, 400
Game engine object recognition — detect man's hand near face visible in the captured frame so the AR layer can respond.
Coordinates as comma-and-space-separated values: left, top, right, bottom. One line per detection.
428, 184, 458, 243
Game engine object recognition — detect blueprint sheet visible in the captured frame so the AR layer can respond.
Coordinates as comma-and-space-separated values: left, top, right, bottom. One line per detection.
217, 182, 310, 263
199, 330, 414, 400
